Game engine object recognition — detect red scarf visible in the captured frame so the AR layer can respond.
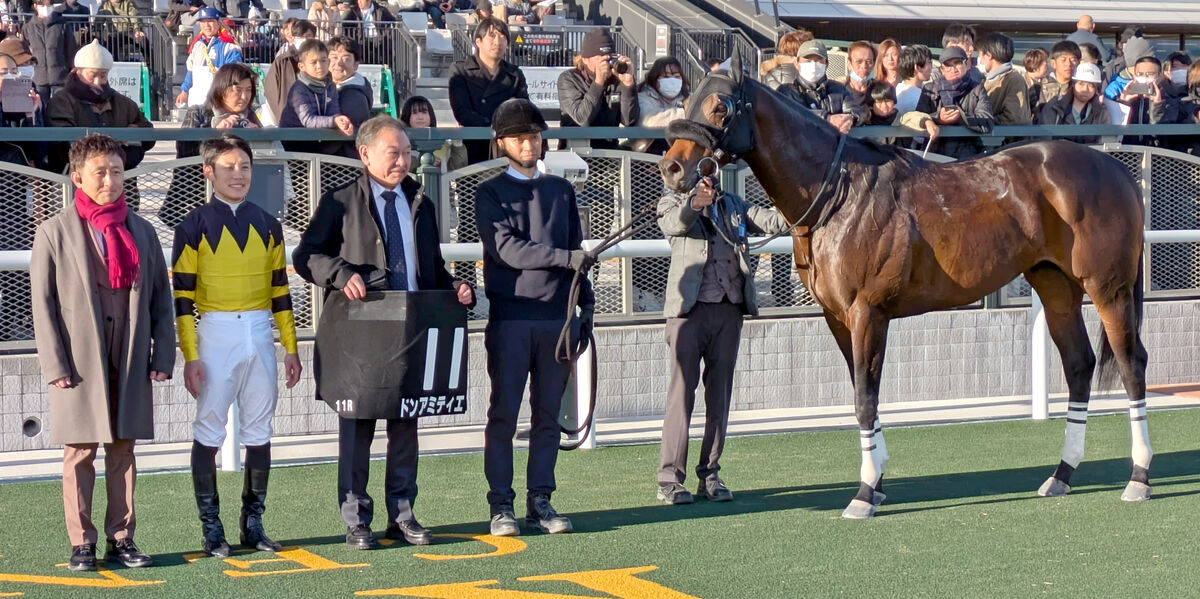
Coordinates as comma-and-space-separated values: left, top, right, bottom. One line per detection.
74, 189, 139, 289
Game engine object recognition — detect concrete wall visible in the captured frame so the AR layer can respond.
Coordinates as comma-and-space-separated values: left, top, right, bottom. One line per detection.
4, 301, 1200, 452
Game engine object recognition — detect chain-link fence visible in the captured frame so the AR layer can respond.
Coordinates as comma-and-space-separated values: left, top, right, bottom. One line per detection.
5, 142, 1200, 347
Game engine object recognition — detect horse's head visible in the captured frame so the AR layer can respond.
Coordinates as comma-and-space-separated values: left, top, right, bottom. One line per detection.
659, 49, 757, 193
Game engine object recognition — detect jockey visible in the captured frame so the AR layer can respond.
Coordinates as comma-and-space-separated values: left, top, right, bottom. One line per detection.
176, 7, 243, 108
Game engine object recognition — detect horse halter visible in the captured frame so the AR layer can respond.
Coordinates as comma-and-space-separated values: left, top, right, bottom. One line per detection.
665, 72, 758, 164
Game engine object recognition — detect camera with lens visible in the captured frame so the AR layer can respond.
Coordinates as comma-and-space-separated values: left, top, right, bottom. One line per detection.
236, 117, 252, 128
609, 58, 629, 75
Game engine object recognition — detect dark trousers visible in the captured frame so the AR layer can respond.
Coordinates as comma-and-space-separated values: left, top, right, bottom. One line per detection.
484, 318, 574, 508
337, 416, 418, 528
658, 301, 743, 485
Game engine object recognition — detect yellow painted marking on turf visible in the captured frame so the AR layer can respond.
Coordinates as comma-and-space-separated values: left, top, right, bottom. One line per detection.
0, 565, 164, 589
412, 534, 527, 561
223, 547, 368, 578
356, 565, 699, 598
523, 566, 700, 599
0, 592, 22, 597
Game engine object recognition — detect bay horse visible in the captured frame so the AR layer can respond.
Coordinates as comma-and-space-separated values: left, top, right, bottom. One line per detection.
658, 52, 1150, 518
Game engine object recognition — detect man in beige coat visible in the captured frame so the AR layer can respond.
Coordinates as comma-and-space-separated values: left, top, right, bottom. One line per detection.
31, 133, 175, 571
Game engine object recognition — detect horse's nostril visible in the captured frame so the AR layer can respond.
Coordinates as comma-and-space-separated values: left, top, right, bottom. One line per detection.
666, 162, 682, 175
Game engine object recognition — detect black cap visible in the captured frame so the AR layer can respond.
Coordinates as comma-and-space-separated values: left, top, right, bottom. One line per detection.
580, 29, 615, 58
492, 98, 548, 138
939, 46, 968, 63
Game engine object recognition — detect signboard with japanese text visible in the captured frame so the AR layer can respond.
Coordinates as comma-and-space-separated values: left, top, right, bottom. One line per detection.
109, 62, 143, 109
520, 66, 571, 109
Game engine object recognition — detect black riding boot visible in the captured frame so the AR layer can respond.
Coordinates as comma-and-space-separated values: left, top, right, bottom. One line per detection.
239, 468, 283, 552
192, 470, 230, 557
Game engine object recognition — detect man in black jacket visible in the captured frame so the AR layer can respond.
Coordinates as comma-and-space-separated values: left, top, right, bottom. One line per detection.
556, 28, 638, 149
475, 98, 593, 538
448, 17, 529, 164
293, 116, 473, 551
23, 0, 77, 109
778, 39, 866, 133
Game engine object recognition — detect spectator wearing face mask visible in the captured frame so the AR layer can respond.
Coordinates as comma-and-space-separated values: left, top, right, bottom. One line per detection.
1108, 51, 1181, 146
1169, 61, 1200, 155
843, 40, 875, 102
1038, 62, 1109, 142
977, 32, 1031, 127
635, 56, 688, 155
914, 46, 994, 159
779, 39, 866, 134
1163, 51, 1191, 96
895, 44, 932, 115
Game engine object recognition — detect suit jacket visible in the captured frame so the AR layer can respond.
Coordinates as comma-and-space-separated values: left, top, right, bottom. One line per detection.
31, 210, 175, 444
293, 174, 471, 400
657, 191, 789, 319
293, 173, 466, 299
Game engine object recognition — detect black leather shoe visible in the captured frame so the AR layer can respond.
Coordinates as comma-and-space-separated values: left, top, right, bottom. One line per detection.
697, 476, 734, 502
526, 494, 572, 534
69, 544, 97, 571
657, 482, 694, 505
105, 539, 152, 568
202, 536, 231, 558
346, 525, 376, 550
489, 507, 520, 537
385, 519, 432, 545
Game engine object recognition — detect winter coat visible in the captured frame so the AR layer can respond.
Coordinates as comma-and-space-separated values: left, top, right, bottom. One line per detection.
982, 65, 1032, 125
777, 76, 867, 125
46, 76, 155, 173
22, 12, 77, 88
914, 82, 995, 160
31, 210, 175, 444
181, 33, 243, 102
95, 0, 141, 33
759, 55, 797, 90
336, 73, 374, 129
1105, 72, 1181, 145
264, 48, 298, 123
556, 67, 639, 149
447, 55, 528, 163
1038, 92, 1110, 144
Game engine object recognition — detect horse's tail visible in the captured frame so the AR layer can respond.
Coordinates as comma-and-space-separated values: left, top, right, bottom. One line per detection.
1096, 253, 1144, 390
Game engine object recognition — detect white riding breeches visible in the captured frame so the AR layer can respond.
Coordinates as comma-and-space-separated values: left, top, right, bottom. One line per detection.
192, 311, 279, 447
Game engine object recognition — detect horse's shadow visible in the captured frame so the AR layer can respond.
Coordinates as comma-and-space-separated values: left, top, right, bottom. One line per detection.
145, 449, 1200, 565
434, 449, 1200, 534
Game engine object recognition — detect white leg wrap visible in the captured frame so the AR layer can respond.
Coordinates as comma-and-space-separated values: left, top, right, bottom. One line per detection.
1061, 401, 1088, 468
874, 420, 889, 474
1128, 399, 1153, 470
859, 429, 883, 487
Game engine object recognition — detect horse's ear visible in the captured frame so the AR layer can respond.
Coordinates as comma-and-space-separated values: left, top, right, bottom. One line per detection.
730, 45, 743, 85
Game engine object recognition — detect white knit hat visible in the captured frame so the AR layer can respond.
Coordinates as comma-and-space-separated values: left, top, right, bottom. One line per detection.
74, 39, 114, 70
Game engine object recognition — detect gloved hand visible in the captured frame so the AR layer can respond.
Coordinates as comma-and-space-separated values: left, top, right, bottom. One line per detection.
577, 304, 595, 354
568, 250, 597, 272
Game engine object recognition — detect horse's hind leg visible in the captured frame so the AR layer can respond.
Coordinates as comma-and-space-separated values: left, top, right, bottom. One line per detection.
1090, 286, 1151, 501
1025, 265, 1095, 497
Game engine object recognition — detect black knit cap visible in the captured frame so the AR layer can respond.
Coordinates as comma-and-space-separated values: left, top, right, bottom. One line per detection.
492, 98, 548, 138
580, 29, 615, 58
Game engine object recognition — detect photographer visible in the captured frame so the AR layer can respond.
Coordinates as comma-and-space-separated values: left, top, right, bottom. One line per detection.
1107, 49, 1181, 146
161, 63, 261, 228
556, 29, 639, 149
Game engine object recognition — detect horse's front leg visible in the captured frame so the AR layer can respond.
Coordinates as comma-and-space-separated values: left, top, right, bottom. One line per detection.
841, 303, 891, 519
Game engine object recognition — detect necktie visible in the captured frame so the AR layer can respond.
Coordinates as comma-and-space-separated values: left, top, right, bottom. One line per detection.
381, 190, 408, 291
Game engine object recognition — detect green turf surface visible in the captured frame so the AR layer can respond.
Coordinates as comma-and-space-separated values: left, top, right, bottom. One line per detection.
1, 409, 1198, 598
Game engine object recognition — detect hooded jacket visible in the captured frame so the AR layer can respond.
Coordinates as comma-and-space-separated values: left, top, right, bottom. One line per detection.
778, 76, 867, 125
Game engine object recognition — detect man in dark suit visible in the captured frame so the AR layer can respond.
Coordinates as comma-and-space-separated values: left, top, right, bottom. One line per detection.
448, 18, 529, 164
293, 115, 474, 550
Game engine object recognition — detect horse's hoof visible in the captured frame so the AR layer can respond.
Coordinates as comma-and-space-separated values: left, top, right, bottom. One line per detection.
1121, 481, 1151, 502
841, 499, 876, 519
1037, 477, 1071, 497
871, 491, 887, 506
